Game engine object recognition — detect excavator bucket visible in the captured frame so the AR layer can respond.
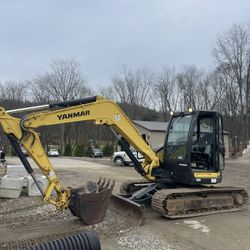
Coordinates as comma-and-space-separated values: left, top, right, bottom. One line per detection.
69, 178, 114, 225
109, 194, 144, 226
68, 178, 144, 225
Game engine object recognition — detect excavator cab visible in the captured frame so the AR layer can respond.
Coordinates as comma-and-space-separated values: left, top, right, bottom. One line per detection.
163, 111, 225, 185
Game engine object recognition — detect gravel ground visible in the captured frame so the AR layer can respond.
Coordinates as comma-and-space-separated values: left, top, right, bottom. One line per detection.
0, 156, 249, 250
116, 230, 181, 250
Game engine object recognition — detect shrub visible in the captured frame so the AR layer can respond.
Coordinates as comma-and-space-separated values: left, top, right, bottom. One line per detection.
74, 145, 85, 157
102, 143, 114, 156
64, 144, 72, 156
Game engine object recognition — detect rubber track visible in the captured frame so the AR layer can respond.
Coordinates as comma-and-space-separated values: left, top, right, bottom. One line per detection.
151, 186, 249, 219
119, 179, 150, 195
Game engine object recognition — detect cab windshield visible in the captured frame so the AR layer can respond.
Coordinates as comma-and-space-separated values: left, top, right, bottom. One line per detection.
166, 115, 192, 160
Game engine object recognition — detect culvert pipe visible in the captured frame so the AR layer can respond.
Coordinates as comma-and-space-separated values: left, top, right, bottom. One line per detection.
26, 231, 101, 250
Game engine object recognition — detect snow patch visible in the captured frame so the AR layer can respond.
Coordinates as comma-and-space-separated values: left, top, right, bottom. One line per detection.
184, 220, 210, 234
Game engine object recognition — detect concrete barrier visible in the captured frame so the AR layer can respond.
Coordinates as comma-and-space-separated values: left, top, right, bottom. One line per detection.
6, 164, 28, 177
0, 165, 48, 198
0, 176, 24, 198
27, 176, 48, 196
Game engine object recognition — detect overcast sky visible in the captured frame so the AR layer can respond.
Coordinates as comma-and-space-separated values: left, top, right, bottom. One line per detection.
0, 0, 249, 89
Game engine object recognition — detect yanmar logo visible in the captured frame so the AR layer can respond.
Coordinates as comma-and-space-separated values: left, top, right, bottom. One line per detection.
57, 110, 90, 120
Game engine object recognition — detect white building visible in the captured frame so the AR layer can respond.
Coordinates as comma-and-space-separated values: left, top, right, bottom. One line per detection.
132, 120, 168, 147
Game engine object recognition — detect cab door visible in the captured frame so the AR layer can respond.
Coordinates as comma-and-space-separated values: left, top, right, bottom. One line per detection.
163, 113, 195, 183
215, 113, 225, 171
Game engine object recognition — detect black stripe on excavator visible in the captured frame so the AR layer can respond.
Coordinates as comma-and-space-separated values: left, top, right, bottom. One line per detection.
7, 134, 34, 174
118, 137, 146, 176
49, 96, 97, 108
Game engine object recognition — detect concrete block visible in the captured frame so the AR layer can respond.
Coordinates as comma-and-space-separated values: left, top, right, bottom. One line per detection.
6, 165, 28, 177
6, 165, 31, 187
27, 176, 48, 196
0, 166, 6, 176
0, 176, 24, 198
1, 165, 49, 198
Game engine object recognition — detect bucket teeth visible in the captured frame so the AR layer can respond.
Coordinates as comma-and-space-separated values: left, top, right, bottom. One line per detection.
97, 177, 115, 192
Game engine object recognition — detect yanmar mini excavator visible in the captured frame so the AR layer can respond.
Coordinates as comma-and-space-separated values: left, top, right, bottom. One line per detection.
0, 96, 248, 226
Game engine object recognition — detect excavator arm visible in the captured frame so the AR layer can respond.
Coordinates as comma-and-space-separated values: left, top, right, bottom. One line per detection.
0, 106, 71, 210
0, 96, 160, 224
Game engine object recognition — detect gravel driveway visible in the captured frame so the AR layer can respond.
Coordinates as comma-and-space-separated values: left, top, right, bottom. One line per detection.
0, 156, 249, 250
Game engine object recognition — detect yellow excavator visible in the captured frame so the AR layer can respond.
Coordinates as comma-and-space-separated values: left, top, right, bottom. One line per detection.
0, 96, 248, 226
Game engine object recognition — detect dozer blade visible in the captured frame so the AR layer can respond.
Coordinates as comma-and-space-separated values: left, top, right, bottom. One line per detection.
69, 178, 114, 225
109, 194, 144, 226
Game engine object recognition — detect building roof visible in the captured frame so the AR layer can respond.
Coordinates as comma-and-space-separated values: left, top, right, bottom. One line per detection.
133, 120, 168, 132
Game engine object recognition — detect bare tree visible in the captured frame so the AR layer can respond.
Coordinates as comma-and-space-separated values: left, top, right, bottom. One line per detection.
96, 86, 116, 100
199, 68, 226, 111
154, 67, 178, 120
112, 66, 155, 119
28, 74, 53, 103
246, 62, 250, 142
247, 63, 250, 113
0, 81, 28, 102
212, 23, 250, 147
212, 23, 250, 114
29, 58, 91, 154
176, 65, 203, 110
30, 58, 90, 103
